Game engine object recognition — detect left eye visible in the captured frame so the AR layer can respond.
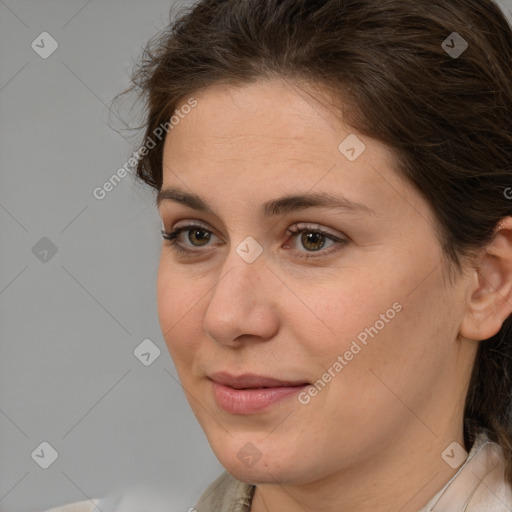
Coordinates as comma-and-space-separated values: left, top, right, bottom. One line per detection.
285, 226, 342, 253
161, 223, 348, 259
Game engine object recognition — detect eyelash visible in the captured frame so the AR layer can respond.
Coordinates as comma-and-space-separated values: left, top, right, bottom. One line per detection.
160, 222, 348, 260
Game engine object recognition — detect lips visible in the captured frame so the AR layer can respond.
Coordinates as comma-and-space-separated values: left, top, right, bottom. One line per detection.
208, 371, 310, 390
209, 373, 311, 414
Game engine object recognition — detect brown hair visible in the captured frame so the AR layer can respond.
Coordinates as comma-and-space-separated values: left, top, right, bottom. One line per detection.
121, 0, 512, 483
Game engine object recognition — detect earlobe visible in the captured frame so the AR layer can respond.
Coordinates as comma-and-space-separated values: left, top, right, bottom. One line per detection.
459, 218, 512, 342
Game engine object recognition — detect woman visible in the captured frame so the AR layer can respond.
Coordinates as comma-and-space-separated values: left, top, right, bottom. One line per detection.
47, 0, 512, 510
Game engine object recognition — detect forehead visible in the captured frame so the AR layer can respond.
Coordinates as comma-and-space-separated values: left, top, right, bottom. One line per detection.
164, 79, 355, 161
159, 79, 428, 227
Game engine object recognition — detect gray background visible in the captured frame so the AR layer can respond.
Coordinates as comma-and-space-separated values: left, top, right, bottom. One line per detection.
0, 1, 223, 511
1, 1, 511, 511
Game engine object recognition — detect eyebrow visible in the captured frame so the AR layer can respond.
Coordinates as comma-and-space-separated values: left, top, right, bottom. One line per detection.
156, 186, 377, 217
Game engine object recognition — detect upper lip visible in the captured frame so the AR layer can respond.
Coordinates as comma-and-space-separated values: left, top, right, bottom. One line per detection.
209, 372, 310, 389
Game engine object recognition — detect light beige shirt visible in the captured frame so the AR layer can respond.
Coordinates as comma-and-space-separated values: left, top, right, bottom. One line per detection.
44, 432, 512, 512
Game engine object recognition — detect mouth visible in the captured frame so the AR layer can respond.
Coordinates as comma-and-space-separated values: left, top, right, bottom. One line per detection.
208, 371, 311, 389
210, 379, 309, 415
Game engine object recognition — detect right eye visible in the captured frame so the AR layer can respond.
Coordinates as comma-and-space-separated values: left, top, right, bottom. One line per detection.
161, 224, 220, 255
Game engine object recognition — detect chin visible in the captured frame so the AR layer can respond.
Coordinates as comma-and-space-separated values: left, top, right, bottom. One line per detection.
212, 443, 309, 485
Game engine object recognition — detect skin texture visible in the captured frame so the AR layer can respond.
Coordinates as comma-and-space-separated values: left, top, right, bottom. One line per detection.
156, 78, 512, 512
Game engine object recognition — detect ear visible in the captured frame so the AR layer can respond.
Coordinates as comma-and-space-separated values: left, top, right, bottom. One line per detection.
459, 217, 512, 341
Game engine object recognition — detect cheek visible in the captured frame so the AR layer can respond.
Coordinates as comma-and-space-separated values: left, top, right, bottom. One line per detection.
156, 257, 203, 366
301, 305, 439, 456
300, 259, 451, 403
335, 286, 453, 423
295, 271, 399, 360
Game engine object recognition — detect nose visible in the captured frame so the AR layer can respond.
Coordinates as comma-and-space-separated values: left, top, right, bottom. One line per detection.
202, 245, 280, 347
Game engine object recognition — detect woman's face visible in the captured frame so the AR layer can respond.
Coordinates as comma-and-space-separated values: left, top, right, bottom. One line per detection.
156, 79, 477, 485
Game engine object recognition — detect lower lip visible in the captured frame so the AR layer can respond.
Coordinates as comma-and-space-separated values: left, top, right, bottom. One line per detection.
211, 380, 309, 414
